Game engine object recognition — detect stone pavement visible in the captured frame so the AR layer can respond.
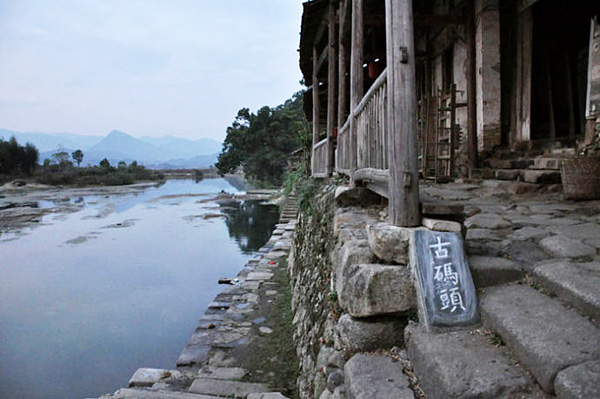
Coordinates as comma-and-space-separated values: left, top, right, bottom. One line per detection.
314, 179, 600, 399
405, 180, 600, 398
98, 198, 298, 399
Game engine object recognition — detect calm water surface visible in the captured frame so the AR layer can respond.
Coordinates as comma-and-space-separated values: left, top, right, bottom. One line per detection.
0, 179, 279, 399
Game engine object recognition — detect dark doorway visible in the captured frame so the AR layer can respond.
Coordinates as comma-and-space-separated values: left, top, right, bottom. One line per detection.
530, 0, 600, 145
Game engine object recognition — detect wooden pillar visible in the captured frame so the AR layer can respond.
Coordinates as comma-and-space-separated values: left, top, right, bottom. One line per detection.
466, 0, 477, 170
311, 46, 321, 176
327, 4, 337, 175
350, 0, 364, 174
516, 8, 532, 143
338, 0, 349, 128
385, 0, 420, 227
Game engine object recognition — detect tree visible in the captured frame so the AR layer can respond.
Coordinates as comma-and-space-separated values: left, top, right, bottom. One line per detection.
99, 158, 111, 168
216, 92, 308, 185
71, 149, 84, 167
0, 136, 39, 175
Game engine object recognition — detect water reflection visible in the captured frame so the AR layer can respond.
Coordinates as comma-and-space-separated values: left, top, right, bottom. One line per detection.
0, 179, 278, 399
220, 200, 279, 254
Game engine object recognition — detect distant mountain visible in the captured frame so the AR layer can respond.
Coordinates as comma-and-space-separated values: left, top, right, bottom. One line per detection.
0, 129, 103, 152
1, 128, 222, 169
140, 136, 222, 157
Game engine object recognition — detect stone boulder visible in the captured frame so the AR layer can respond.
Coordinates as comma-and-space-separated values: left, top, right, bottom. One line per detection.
338, 263, 415, 317
366, 223, 411, 264
335, 314, 406, 353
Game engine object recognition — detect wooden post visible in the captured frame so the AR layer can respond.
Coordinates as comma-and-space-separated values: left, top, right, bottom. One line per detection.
516, 8, 532, 143
385, 0, 420, 226
312, 46, 321, 176
338, 0, 349, 129
327, 3, 337, 175
466, 0, 477, 169
350, 0, 364, 175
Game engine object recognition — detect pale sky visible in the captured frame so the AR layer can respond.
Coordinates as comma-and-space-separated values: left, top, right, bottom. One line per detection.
0, 0, 304, 142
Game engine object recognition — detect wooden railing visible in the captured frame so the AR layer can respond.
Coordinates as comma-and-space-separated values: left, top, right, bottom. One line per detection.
334, 68, 388, 175
355, 68, 388, 170
335, 119, 353, 175
312, 137, 329, 177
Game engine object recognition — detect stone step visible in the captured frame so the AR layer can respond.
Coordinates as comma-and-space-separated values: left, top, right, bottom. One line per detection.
529, 157, 562, 170
100, 388, 219, 399
533, 261, 600, 322
188, 377, 270, 397
522, 170, 561, 184
555, 360, 600, 399
405, 323, 543, 399
343, 353, 413, 399
467, 256, 524, 288
480, 285, 600, 394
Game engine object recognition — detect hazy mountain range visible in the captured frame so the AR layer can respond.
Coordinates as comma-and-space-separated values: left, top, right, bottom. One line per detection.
0, 129, 222, 169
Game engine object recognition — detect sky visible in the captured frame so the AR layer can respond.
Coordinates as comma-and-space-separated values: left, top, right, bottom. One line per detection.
0, 0, 305, 142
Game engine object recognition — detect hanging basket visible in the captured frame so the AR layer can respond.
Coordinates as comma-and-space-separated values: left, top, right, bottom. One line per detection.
561, 157, 600, 200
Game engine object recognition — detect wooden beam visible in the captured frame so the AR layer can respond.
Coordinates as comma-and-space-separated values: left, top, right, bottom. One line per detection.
315, 46, 329, 75
385, 0, 420, 227
327, 3, 337, 176
518, 0, 539, 13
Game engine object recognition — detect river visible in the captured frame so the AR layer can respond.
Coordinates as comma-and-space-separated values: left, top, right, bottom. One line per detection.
0, 179, 279, 399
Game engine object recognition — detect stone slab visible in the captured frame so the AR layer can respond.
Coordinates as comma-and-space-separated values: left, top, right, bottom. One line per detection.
533, 261, 600, 322
102, 388, 219, 399
468, 256, 524, 288
198, 366, 247, 381
551, 223, 600, 240
422, 217, 462, 232
464, 214, 511, 230
246, 272, 274, 281
405, 324, 539, 399
247, 394, 290, 399
539, 235, 596, 260
412, 230, 479, 329
128, 369, 179, 388
480, 285, 600, 393
189, 378, 269, 397
344, 354, 413, 399
555, 360, 600, 399
176, 344, 211, 367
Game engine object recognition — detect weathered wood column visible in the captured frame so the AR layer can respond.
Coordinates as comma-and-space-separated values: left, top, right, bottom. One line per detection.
311, 45, 321, 176
385, 0, 420, 226
338, 0, 349, 129
326, 3, 337, 175
349, 0, 364, 175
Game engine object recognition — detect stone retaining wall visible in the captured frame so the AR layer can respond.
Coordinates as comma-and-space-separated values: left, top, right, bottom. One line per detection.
288, 182, 454, 399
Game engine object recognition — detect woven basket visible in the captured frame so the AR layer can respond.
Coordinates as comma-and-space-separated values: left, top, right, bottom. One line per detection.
561, 157, 600, 200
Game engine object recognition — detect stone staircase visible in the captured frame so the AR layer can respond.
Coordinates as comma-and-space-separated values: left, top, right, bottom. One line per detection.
471, 152, 566, 185
405, 252, 600, 395
316, 185, 600, 399
279, 194, 298, 223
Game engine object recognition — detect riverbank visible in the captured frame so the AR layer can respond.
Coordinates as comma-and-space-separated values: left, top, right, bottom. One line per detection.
99, 209, 298, 399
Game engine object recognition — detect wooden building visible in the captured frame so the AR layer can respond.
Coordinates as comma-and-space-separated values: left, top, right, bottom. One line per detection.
300, 0, 600, 225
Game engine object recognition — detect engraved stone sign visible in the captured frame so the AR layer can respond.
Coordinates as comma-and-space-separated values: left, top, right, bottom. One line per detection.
412, 230, 479, 329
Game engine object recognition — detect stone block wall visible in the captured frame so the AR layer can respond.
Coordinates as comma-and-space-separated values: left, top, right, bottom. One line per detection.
289, 184, 427, 399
